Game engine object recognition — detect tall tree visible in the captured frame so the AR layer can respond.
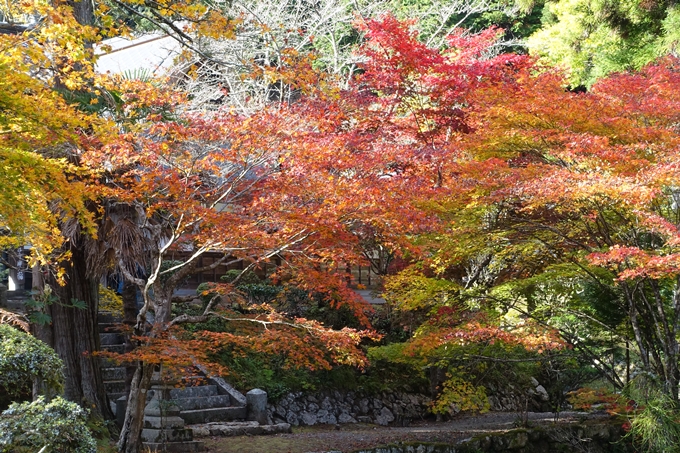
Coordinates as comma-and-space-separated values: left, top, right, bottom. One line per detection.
0, 0, 116, 418
528, 0, 680, 86
409, 55, 680, 399
1, 0, 240, 423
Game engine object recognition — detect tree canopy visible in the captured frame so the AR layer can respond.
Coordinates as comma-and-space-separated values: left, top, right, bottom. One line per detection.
527, 0, 680, 86
4, 0, 680, 451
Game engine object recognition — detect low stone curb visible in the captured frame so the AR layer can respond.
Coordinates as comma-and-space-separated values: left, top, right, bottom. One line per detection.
189, 421, 292, 438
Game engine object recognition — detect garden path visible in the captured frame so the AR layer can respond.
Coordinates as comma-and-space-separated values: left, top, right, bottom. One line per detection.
203, 411, 610, 453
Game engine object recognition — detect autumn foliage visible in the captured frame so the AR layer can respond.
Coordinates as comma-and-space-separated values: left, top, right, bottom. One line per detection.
7, 0, 680, 449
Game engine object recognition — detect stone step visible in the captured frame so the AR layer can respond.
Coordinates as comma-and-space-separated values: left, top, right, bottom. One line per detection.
98, 322, 124, 333
102, 366, 126, 381
101, 344, 126, 354
175, 395, 232, 411
98, 312, 122, 324
100, 332, 124, 345
105, 380, 126, 394
98, 356, 126, 367
170, 385, 218, 399
190, 421, 292, 438
143, 441, 204, 453
180, 406, 247, 424
109, 391, 126, 402
142, 427, 194, 443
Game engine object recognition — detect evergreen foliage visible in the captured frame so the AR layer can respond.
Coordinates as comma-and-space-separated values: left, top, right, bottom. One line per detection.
0, 397, 96, 453
528, 0, 680, 86
0, 324, 63, 398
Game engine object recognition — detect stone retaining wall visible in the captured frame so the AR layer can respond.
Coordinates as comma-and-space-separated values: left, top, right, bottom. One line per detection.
267, 390, 432, 426
268, 378, 552, 427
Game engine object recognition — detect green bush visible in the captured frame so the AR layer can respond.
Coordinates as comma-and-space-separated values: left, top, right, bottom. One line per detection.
0, 324, 63, 398
220, 269, 262, 285
625, 375, 680, 453
212, 349, 316, 400
212, 346, 390, 401
0, 396, 96, 453
364, 343, 430, 393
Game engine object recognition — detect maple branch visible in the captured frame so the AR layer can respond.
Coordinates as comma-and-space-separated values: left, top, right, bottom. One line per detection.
117, 257, 146, 288
538, 320, 628, 388
624, 280, 667, 379
231, 229, 312, 284
464, 253, 493, 288
209, 162, 275, 209
437, 353, 570, 364
190, 252, 235, 274
167, 296, 357, 341
563, 334, 626, 389
425, 0, 491, 49
486, 294, 627, 388
149, 9, 195, 44
636, 280, 667, 357
515, 216, 593, 252
171, 295, 198, 303
204, 314, 335, 335
567, 258, 612, 292
168, 294, 222, 327
234, 1, 282, 55
162, 243, 212, 288
648, 280, 675, 346
133, 227, 183, 331
673, 275, 680, 333
562, 309, 619, 333
620, 281, 651, 370
0, 23, 32, 34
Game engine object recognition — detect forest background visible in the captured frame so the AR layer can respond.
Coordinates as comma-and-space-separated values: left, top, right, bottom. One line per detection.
2, 0, 680, 452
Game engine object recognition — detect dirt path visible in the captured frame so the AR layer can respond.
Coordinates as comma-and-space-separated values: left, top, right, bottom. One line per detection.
203, 411, 607, 453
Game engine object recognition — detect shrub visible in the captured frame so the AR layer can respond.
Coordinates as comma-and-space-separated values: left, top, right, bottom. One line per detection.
98, 285, 123, 316
0, 396, 96, 453
0, 324, 63, 397
624, 375, 680, 453
220, 269, 262, 285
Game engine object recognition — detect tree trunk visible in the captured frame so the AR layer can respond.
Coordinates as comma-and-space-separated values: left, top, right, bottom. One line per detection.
118, 285, 175, 452
117, 362, 154, 453
122, 281, 138, 396
48, 241, 114, 420
36, 0, 113, 422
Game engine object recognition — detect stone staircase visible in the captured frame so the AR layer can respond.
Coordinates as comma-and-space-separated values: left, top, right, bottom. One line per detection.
97, 312, 128, 412
169, 382, 247, 424
142, 385, 206, 453
97, 312, 248, 425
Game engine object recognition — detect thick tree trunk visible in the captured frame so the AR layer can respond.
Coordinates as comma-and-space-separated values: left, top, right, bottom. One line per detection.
68, 0, 94, 28
37, 0, 114, 421
48, 241, 113, 420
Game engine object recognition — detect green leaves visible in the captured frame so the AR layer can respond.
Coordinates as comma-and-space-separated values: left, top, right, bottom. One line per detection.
383, 267, 462, 312
68, 298, 87, 310
527, 0, 679, 86
0, 396, 96, 453
0, 324, 64, 397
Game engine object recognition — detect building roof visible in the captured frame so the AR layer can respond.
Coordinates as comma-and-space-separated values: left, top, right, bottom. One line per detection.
95, 33, 182, 76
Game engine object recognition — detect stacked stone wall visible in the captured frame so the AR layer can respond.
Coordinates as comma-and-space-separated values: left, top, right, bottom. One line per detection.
268, 390, 431, 426
267, 378, 553, 427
